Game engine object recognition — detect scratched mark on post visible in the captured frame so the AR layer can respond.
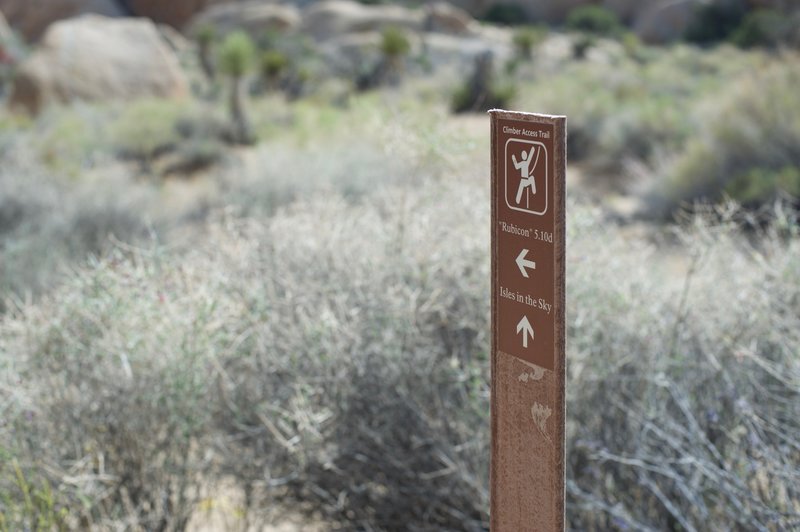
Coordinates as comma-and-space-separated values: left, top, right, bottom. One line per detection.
531, 402, 553, 443
517, 361, 546, 382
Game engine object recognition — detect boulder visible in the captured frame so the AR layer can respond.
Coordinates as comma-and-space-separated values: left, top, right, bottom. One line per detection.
126, 0, 232, 29
320, 30, 511, 77
0, 10, 11, 43
10, 15, 188, 114
0, 0, 123, 41
424, 2, 477, 35
187, 1, 300, 38
302, 0, 422, 41
634, 0, 701, 44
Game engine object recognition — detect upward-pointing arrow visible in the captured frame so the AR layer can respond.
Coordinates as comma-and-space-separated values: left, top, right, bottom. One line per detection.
516, 315, 534, 348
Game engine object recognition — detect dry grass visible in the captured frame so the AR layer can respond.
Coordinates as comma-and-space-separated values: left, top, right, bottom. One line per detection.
2, 176, 798, 529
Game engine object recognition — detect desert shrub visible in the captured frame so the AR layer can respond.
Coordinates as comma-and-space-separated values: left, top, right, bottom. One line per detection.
452, 52, 515, 113
0, 168, 154, 310
482, 3, 527, 26
37, 105, 110, 176
111, 98, 187, 170
654, 60, 800, 214
260, 50, 289, 89
0, 245, 227, 528
224, 98, 454, 215
566, 5, 623, 37
571, 34, 595, 59
194, 23, 217, 82
566, 202, 800, 530
0, 460, 71, 530
621, 31, 651, 63
374, 26, 411, 87
515, 45, 765, 174
112, 99, 232, 175
730, 9, 793, 49
724, 166, 800, 206
380, 26, 411, 58
3, 187, 799, 530
0, 176, 492, 530
512, 25, 547, 60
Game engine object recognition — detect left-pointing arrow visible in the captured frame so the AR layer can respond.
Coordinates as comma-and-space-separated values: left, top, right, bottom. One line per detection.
516, 249, 536, 278
516, 315, 534, 348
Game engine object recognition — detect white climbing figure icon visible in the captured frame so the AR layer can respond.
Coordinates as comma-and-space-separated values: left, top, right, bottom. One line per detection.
512, 146, 540, 207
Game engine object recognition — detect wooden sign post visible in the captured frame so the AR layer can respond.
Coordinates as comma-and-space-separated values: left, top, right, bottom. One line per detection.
490, 110, 566, 531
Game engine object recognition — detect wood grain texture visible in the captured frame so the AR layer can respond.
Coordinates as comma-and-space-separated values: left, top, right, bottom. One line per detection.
490, 110, 566, 532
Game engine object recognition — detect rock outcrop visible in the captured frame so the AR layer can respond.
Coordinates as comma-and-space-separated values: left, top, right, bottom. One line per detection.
187, 1, 300, 38
634, 0, 701, 44
126, 0, 230, 29
424, 2, 477, 35
0, 0, 123, 41
0, 10, 12, 43
10, 15, 188, 114
301, 0, 423, 41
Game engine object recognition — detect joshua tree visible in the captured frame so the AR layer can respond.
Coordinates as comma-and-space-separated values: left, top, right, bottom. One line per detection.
194, 24, 217, 83
378, 26, 411, 86
260, 50, 289, 92
512, 25, 546, 61
218, 31, 256, 145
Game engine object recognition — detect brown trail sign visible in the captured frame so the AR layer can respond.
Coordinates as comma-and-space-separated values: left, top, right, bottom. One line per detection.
490, 110, 566, 531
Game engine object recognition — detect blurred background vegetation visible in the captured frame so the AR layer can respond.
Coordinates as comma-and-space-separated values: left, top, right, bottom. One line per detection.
0, 0, 798, 530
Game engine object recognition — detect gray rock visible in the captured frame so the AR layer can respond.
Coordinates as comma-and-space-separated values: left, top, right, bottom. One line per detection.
634, 0, 701, 44
127, 0, 230, 29
187, 1, 301, 38
10, 15, 189, 114
302, 0, 422, 41
0, 0, 123, 41
424, 2, 477, 35
0, 10, 11, 42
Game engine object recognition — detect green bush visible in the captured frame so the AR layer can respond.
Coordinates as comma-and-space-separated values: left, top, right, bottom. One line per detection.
380, 26, 411, 58
482, 3, 528, 26
654, 61, 800, 214
730, 9, 792, 49
724, 166, 800, 207
515, 44, 765, 173
112, 100, 232, 175
37, 106, 109, 176
218, 31, 256, 79
571, 34, 595, 59
512, 25, 547, 60
684, 2, 746, 45
260, 50, 289, 83
111, 98, 186, 166
193, 23, 217, 82
0, 461, 70, 531
566, 5, 623, 37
